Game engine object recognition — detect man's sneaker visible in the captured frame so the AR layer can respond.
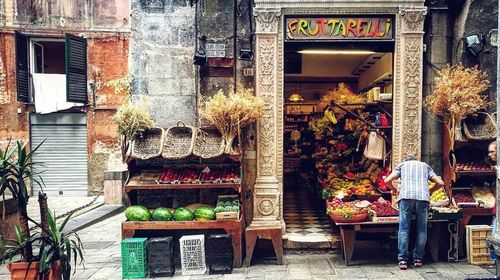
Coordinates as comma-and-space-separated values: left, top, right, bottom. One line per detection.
398, 261, 408, 270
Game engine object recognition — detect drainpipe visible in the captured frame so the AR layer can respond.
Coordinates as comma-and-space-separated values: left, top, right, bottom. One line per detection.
486, 1, 500, 276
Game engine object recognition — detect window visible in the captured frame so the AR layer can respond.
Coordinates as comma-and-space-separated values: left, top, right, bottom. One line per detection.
15, 32, 88, 104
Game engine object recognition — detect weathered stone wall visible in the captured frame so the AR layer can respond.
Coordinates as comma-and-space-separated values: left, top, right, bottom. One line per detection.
130, 0, 197, 127
1, 0, 130, 29
451, 0, 498, 106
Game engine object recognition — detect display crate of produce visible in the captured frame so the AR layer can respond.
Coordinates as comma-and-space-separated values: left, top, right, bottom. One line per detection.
180, 235, 207, 275
200, 167, 222, 183
121, 238, 148, 279
220, 167, 240, 183
178, 168, 202, 184
466, 225, 494, 265
369, 198, 399, 222
453, 190, 479, 208
215, 195, 240, 220
157, 167, 181, 184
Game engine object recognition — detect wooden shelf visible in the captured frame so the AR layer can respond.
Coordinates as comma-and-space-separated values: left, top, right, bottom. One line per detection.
125, 181, 241, 192
122, 218, 242, 231
455, 170, 495, 177
462, 207, 494, 216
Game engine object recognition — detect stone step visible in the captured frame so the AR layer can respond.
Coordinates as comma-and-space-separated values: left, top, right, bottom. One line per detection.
283, 233, 341, 249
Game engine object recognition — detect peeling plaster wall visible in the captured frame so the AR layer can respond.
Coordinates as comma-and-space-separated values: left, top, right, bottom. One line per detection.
2, 0, 130, 29
130, 0, 197, 127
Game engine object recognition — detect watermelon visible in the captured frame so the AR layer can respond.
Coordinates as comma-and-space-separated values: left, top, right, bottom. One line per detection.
152, 207, 173, 221
194, 207, 216, 221
125, 205, 151, 221
173, 207, 194, 221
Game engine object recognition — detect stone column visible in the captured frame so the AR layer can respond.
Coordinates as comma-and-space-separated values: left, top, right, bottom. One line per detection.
249, 9, 284, 229
393, 8, 427, 164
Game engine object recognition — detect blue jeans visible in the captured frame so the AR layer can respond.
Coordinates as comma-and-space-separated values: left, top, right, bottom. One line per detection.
398, 199, 429, 262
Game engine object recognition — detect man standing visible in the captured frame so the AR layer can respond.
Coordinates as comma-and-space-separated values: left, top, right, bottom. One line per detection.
384, 155, 445, 270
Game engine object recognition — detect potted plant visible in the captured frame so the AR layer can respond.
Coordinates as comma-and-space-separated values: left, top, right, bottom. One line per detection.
0, 140, 63, 279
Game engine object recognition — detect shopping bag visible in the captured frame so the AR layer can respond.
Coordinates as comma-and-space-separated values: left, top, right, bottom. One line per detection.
363, 131, 386, 160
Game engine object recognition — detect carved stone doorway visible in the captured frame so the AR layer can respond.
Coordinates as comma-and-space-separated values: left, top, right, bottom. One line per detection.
250, 1, 427, 233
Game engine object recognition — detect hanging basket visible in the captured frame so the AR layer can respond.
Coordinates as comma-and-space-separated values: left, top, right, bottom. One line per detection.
162, 121, 196, 160
462, 112, 496, 140
193, 127, 225, 159
130, 127, 164, 160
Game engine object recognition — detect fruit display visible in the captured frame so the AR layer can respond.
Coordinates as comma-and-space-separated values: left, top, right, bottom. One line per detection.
430, 188, 449, 206
456, 162, 493, 171
173, 207, 195, 221
220, 167, 240, 182
194, 206, 216, 221
215, 196, 240, 213
158, 168, 181, 183
453, 191, 478, 207
125, 205, 152, 221
200, 168, 221, 182
178, 168, 201, 183
151, 207, 173, 221
472, 186, 496, 208
328, 202, 369, 223
370, 198, 399, 217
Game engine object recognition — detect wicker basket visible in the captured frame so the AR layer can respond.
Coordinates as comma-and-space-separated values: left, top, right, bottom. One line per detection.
130, 127, 164, 160
463, 112, 496, 140
193, 127, 224, 159
329, 210, 368, 223
162, 121, 196, 160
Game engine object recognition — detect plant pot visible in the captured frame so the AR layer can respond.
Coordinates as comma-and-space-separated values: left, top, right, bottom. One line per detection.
7, 261, 61, 280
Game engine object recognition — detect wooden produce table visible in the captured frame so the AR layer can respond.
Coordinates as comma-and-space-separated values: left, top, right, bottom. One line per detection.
122, 217, 244, 268
336, 220, 447, 265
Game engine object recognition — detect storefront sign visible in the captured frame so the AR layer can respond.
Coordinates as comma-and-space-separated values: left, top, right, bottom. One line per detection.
286, 17, 393, 40
206, 43, 226, 57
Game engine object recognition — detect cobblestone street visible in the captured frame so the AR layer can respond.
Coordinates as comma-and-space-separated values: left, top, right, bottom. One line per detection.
1, 212, 497, 280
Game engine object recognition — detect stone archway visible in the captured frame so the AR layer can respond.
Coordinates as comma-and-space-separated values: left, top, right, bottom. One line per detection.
250, 1, 427, 230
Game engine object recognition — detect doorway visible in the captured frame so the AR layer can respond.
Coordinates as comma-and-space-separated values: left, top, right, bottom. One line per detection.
282, 41, 395, 247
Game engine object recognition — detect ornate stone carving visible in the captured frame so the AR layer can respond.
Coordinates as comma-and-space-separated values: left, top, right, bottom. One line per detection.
402, 38, 423, 158
256, 38, 276, 177
258, 199, 275, 216
400, 8, 427, 31
254, 9, 281, 34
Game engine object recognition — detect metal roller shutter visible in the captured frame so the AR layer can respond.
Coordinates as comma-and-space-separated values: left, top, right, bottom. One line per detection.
30, 113, 88, 196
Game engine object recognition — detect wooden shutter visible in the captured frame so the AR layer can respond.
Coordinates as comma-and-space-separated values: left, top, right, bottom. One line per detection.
65, 34, 88, 104
15, 31, 30, 103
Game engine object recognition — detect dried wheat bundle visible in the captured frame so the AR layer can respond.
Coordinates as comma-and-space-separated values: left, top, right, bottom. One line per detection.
318, 83, 365, 119
201, 87, 264, 154
424, 64, 490, 148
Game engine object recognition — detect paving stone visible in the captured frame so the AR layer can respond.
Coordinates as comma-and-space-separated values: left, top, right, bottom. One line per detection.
306, 258, 334, 275
189, 274, 222, 279
265, 271, 291, 280
221, 273, 246, 280
312, 276, 337, 280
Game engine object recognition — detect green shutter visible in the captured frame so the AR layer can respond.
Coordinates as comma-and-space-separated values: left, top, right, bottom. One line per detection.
15, 31, 30, 103
65, 34, 88, 104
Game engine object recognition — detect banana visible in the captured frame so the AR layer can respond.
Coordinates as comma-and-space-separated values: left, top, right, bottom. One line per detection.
324, 108, 338, 124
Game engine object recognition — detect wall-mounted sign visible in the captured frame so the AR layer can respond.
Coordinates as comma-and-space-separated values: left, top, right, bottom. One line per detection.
286, 16, 393, 41
206, 43, 226, 57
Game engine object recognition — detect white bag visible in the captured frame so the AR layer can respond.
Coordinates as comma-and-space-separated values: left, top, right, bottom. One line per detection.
363, 131, 386, 160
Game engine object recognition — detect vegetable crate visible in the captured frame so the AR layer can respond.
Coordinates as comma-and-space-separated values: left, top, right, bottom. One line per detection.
121, 238, 148, 279
180, 235, 207, 275
215, 195, 240, 220
148, 237, 175, 277
466, 225, 494, 265
206, 234, 233, 274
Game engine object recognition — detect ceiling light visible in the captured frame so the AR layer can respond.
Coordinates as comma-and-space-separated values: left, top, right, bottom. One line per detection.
297, 50, 375, 55
288, 93, 304, 103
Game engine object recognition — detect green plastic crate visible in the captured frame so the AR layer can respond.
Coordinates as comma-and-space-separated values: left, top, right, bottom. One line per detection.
121, 238, 148, 278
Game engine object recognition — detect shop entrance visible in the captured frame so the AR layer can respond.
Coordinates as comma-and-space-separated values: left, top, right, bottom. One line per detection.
282, 40, 395, 248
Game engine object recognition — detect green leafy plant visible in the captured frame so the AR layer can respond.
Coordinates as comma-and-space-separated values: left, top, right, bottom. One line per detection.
38, 210, 84, 280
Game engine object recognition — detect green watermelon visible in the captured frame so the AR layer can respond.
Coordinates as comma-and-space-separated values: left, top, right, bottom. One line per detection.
173, 207, 194, 221
125, 205, 151, 221
152, 207, 173, 221
194, 207, 216, 221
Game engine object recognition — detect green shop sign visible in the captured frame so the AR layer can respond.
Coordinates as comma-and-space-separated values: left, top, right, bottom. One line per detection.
286, 16, 393, 40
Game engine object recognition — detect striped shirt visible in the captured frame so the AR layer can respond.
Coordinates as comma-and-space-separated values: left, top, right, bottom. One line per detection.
394, 160, 437, 202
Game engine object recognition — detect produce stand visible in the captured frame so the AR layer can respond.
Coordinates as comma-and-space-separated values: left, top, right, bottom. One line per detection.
122, 156, 244, 268
336, 219, 449, 265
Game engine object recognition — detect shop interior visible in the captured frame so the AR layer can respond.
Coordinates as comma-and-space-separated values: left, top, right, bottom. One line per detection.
283, 41, 395, 240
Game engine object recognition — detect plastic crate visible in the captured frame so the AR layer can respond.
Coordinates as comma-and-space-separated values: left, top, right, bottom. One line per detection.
207, 255, 233, 275
148, 237, 175, 277
206, 234, 233, 257
121, 238, 148, 279
180, 235, 206, 275
466, 225, 495, 265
